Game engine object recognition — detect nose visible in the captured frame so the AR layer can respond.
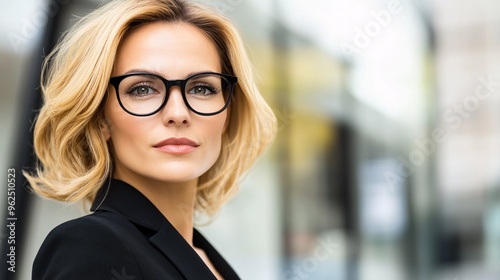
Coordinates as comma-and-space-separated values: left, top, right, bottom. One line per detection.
160, 86, 191, 126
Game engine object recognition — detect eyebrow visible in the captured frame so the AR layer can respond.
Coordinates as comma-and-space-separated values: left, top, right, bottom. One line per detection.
120, 69, 219, 79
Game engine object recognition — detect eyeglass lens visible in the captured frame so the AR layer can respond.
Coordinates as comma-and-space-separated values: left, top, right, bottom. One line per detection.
117, 73, 230, 115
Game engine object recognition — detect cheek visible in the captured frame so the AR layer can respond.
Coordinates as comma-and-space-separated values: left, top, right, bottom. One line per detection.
200, 112, 227, 167
207, 112, 227, 146
104, 97, 151, 152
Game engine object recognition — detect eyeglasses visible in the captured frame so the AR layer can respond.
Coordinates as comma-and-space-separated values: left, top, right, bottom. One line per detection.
109, 72, 237, 116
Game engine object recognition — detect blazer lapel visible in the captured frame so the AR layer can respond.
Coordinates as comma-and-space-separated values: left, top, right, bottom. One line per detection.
149, 221, 217, 280
92, 179, 236, 280
194, 229, 241, 279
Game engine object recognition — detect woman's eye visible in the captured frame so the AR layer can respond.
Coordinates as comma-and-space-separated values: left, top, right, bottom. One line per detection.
189, 85, 219, 96
194, 86, 211, 95
127, 85, 156, 96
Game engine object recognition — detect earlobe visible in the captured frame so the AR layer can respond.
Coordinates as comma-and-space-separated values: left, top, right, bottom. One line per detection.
99, 117, 111, 141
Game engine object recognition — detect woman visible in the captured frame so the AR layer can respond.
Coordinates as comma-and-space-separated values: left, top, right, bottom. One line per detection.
26, 0, 276, 279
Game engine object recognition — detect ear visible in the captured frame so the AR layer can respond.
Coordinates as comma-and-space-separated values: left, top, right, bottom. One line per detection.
99, 116, 111, 141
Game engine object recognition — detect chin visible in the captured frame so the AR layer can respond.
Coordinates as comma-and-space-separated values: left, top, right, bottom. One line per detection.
153, 162, 212, 180
148, 169, 203, 184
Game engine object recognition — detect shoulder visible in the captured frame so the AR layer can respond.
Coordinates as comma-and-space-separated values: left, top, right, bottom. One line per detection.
33, 212, 142, 280
39, 211, 132, 250
42, 211, 129, 242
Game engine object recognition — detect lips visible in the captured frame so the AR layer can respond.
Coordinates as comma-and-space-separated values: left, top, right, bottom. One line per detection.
153, 137, 199, 154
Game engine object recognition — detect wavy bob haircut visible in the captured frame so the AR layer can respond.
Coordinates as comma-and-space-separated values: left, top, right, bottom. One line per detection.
25, 0, 277, 215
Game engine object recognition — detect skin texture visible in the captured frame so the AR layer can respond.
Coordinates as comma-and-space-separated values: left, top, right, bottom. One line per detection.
101, 21, 227, 279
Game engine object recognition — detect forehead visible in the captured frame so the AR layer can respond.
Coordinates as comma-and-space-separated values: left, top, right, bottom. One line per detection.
113, 21, 221, 78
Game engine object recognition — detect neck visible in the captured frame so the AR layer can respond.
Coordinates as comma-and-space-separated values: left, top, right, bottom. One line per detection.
114, 173, 198, 247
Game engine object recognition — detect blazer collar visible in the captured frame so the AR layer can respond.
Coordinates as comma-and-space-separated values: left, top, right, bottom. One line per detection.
91, 179, 162, 230
90, 179, 239, 280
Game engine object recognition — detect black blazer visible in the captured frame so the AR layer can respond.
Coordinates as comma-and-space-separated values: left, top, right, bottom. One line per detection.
32, 179, 240, 280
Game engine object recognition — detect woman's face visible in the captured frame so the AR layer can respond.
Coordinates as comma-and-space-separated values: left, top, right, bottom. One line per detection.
102, 21, 227, 187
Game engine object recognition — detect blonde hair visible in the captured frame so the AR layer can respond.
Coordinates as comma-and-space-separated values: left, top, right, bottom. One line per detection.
25, 0, 276, 215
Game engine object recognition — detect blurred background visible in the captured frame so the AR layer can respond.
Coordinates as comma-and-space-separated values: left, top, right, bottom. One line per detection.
1, 0, 500, 279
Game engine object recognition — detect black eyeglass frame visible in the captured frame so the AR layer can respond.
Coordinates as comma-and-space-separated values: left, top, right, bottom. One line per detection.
109, 71, 238, 117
